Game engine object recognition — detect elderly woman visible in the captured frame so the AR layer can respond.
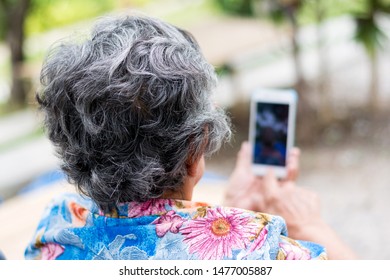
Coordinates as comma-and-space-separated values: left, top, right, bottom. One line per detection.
25, 15, 356, 260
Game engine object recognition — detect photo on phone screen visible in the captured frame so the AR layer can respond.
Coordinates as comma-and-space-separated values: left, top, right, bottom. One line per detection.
253, 102, 289, 167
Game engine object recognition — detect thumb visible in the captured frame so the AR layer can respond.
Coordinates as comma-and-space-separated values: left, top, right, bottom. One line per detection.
235, 141, 252, 170
285, 147, 300, 182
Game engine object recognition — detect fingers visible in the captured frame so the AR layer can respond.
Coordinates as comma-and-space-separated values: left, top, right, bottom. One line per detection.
285, 147, 300, 182
263, 168, 278, 197
235, 141, 251, 170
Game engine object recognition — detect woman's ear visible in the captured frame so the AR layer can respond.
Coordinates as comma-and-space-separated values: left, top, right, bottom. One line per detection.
186, 125, 209, 176
186, 154, 204, 177
187, 156, 206, 191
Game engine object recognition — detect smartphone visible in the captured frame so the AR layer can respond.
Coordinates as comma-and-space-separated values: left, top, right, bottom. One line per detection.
249, 88, 297, 178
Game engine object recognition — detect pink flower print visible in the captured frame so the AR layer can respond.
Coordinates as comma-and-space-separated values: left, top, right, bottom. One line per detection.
152, 210, 185, 237
41, 243, 64, 260
246, 226, 268, 255
181, 207, 256, 260
128, 199, 172, 218
280, 242, 311, 260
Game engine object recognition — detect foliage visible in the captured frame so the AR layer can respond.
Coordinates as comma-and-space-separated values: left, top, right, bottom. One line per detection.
0, 0, 115, 41
0, 0, 117, 109
215, 63, 235, 77
215, 0, 255, 16
353, 0, 390, 57
214, 0, 390, 25
355, 17, 386, 57
0, 0, 25, 39
25, 0, 115, 35
213, 0, 390, 126
214, 0, 390, 71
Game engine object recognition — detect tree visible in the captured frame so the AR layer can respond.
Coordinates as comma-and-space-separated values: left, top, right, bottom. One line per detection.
353, 0, 389, 113
0, 0, 115, 110
298, 0, 333, 123
216, 0, 307, 97
0, 0, 31, 109
216, 0, 254, 16
258, 0, 308, 103
213, 0, 309, 107
216, 0, 321, 143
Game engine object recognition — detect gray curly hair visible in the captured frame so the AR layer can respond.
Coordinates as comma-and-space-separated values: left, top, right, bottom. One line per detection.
37, 15, 231, 210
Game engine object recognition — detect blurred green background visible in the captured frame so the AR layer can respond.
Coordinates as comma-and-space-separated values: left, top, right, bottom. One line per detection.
1, 0, 390, 259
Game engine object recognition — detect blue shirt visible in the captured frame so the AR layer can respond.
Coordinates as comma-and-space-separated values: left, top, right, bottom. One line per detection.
24, 193, 327, 260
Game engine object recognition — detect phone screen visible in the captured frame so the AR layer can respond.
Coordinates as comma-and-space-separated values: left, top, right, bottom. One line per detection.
253, 102, 289, 167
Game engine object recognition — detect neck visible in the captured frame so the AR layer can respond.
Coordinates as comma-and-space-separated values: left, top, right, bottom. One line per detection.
162, 155, 204, 201
161, 176, 195, 201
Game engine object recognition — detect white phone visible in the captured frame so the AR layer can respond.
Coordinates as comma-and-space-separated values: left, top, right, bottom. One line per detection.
249, 88, 298, 178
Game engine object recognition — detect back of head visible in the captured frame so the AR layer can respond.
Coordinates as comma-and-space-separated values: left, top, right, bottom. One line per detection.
37, 15, 231, 210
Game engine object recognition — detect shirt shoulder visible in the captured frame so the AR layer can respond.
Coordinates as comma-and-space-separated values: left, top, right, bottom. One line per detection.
24, 192, 97, 260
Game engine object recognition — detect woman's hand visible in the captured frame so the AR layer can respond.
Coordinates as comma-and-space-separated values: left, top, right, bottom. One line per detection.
224, 141, 301, 213
224, 141, 358, 259
223, 141, 265, 212
259, 169, 323, 238
224, 141, 322, 235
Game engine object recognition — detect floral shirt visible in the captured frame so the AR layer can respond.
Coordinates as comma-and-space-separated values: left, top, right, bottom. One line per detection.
24, 193, 327, 260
